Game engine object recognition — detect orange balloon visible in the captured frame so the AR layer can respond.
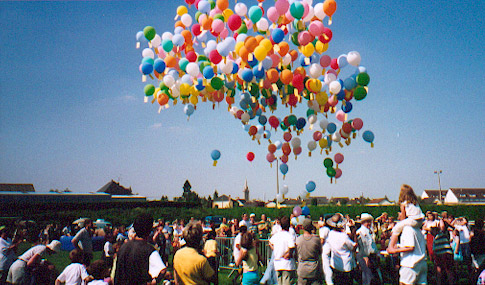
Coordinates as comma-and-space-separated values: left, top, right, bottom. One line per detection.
294, 67, 306, 77
280, 69, 293, 85
201, 17, 213, 30
213, 91, 224, 102
244, 36, 258, 52
216, 0, 229, 11
266, 69, 279, 83
278, 42, 289, 57
181, 30, 192, 44
158, 94, 169, 105
255, 35, 264, 44
280, 15, 291, 25
225, 95, 235, 105
323, 0, 337, 17
165, 55, 177, 68
289, 50, 299, 62
185, 45, 195, 53
175, 21, 185, 29
238, 46, 249, 62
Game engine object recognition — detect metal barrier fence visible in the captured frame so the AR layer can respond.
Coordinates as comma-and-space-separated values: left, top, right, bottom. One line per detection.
216, 237, 272, 270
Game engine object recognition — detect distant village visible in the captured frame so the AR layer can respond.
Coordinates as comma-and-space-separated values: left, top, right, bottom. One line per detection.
1, 179, 485, 207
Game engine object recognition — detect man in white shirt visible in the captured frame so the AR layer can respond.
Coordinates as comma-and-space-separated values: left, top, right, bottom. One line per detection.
0, 228, 18, 284
269, 216, 296, 285
454, 218, 471, 263
387, 225, 427, 285
357, 213, 378, 285
240, 213, 252, 229
325, 213, 357, 285
233, 224, 247, 264
319, 217, 332, 285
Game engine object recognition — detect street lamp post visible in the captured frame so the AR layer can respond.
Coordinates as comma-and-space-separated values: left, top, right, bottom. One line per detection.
434, 170, 443, 202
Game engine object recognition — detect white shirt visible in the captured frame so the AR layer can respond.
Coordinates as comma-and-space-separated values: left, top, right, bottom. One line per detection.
56, 263, 89, 285
233, 233, 242, 262
103, 241, 114, 258
18, 245, 46, 262
270, 230, 296, 271
271, 224, 282, 236
149, 250, 166, 279
403, 201, 424, 220
455, 225, 470, 243
87, 281, 109, 285
400, 226, 426, 268
326, 230, 356, 272
357, 226, 377, 257
0, 237, 14, 271
319, 226, 330, 241
239, 220, 252, 229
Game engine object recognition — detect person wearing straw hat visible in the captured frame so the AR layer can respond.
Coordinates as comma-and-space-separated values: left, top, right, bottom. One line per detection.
356, 213, 378, 285
325, 213, 358, 285
7, 240, 61, 284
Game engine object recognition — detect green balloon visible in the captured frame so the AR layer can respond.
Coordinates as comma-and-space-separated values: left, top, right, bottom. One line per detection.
144, 84, 155, 96
214, 14, 225, 22
236, 22, 247, 34
280, 122, 288, 131
354, 86, 367, 101
306, 109, 315, 117
159, 82, 169, 91
249, 83, 260, 97
326, 167, 336, 177
199, 61, 211, 73
291, 32, 300, 46
288, 115, 297, 126
143, 26, 156, 41
210, 77, 223, 90
208, 0, 215, 9
323, 158, 334, 168
356, 72, 370, 86
179, 58, 189, 72
162, 39, 173, 53
195, 11, 202, 22
197, 55, 209, 62
290, 2, 304, 19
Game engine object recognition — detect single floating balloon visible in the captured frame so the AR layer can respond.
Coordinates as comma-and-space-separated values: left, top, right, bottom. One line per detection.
305, 181, 316, 193
211, 149, 221, 166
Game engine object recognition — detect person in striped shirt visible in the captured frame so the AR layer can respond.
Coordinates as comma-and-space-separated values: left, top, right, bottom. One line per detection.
432, 219, 455, 285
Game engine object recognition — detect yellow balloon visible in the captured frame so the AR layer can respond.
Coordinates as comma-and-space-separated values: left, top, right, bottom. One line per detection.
254, 45, 267, 61
223, 9, 234, 21
205, 84, 215, 93
319, 138, 328, 149
177, 6, 188, 16
308, 79, 322, 93
154, 87, 160, 98
189, 94, 199, 105
180, 83, 191, 96
302, 43, 315, 57
235, 41, 244, 55
315, 41, 328, 53
316, 91, 328, 105
190, 86, 199, 96
260, 39, 273, 52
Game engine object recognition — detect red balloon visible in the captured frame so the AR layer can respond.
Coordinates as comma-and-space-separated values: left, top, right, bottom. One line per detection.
192, 24, 202, 36
268, 116, 280, 129
186, 51, 197, 62
283, 132, 292, 142
236, 110, 244, 119
268, 144, 277, 153
334, 153, 344, 164
248, 126, 258, 136
293, 146, 302, 156
228, 14, 242, 31
335, 168, 342, 179
246, 152, 255, 162
209, 50, 222, 64
330, 58, 339, 70
313, 131, 323, 141
280, 154, 289, 164
319, 27, 333, 43
352, 118, 363, 130
282, 143, 291, 155
342, 122, 352, 134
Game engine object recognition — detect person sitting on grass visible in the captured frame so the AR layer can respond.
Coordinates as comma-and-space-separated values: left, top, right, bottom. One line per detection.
55, 248, 91, 285
87, 259, 111, 285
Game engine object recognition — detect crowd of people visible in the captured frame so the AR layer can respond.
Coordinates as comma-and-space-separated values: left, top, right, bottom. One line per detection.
1, 184, 484, 284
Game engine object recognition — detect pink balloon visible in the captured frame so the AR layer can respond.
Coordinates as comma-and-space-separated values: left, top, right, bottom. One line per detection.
293, 146, 302, 156
308, 21, 324, 37
270, 54, 280, 68
336, 110, 346, 122
244, 18, 253, 30
285, 10, 294, 21
266, 153, 276, 163
298, 31, 312, 46
313, 131, 322, 141
335, 168, 342, 179
320, 55, 331, 67
293, 206, 302, 216
275, 0, 290, 15
212, 19, 224, 33
352, 118, 363, 130
301, 1, 309, 18
198, 13, 207, 24
334, 153, 344, 164
328, 95, 338, 107
219, 28, 228, 39
267, 7, 279, 23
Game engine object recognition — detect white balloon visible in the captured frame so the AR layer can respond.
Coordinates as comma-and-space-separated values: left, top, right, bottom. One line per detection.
282, 54, 292, 65
142, 48, 155, 59
347, 51, 361, 66
314, 3, 325, 20
256, 18, 269, 31
309, 63, 323, 78
324, 73, 337, 85
329, 80, 341, 94
255, 133, 262, 140
276, 194, 284, 203
241, 112, 250, 123
162, 32, 173, 40
291, 137, 301, 148
181, 14, 192, 27
235, 3, 247, 16
275, 140, 283, 149
163, 74, 175, 87
229, 106, 238, 115
151, 34, 161, 48
222, 60, 234, 74
308, 140, 317, 151
186, 62, 199, 77
303, 6, 314, 22
257, 125, 264, 134
332, 132, 341, 142
308, 114, 318, 124
319, 118, 329, 130
281, 185, 289, 195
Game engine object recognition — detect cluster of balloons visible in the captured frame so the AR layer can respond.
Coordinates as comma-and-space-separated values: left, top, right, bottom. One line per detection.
137, 0, 375, 188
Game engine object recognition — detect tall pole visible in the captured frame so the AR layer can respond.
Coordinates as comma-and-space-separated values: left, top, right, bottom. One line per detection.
276, 159, 280, 209
434, 170, 443, 202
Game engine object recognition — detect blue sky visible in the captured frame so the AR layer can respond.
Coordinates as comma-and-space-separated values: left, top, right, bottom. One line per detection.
1, 0, 484, 201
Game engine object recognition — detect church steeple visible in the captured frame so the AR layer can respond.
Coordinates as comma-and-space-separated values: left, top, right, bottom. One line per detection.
243, 179, 249, 201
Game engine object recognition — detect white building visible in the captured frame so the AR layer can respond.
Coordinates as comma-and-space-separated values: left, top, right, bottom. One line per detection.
444, 188, 485, 204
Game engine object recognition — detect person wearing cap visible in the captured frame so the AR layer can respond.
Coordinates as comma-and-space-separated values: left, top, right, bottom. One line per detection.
248, 214, 258, 234
356, 213, 378, 285
296, 219, 322, 284
114, 213, 167, 285
71, 218, 94, 266
325, 213, 358, 285
7, 240, 61, 284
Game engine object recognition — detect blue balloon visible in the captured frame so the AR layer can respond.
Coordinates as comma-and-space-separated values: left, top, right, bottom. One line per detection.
310, 54, 320, 64
241, 69, 254, 82
184, 104, 195, 116
203, 66, 215, 79
274, 140, 283, 149
336, 89, 346, 101
141, 63, 153, 75
343, 77, 357, 90
262, 57, 273, 70
342, 102, 353, 113
172, 34, 185, 47
327, 136, 333, 147
153, 59, 166, 73
241, 92, 251, 101
280, 163, 289, 175
243, 124, 251, 132
211, 149, 221, 161
296, 117, 306, 130
142, 57, 154, 65
195, 78, 205, 91
305, 181, 316, 192
239, 99, 249, 110
301, 206, 310, 216
260, 97, 268, 107
259, 115, 267, 125
225, 80, 235, 89
253, 66, 265, 79
363, 130, 375, 143
247, 57, 259, 67
299, 55, 309, 67
327, 123, 337, 134
232, 62, 239, 74
136, 31, 147, 42
271, 28, 285, 44
255, 108, 263, 116
337, 55, 348, 68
